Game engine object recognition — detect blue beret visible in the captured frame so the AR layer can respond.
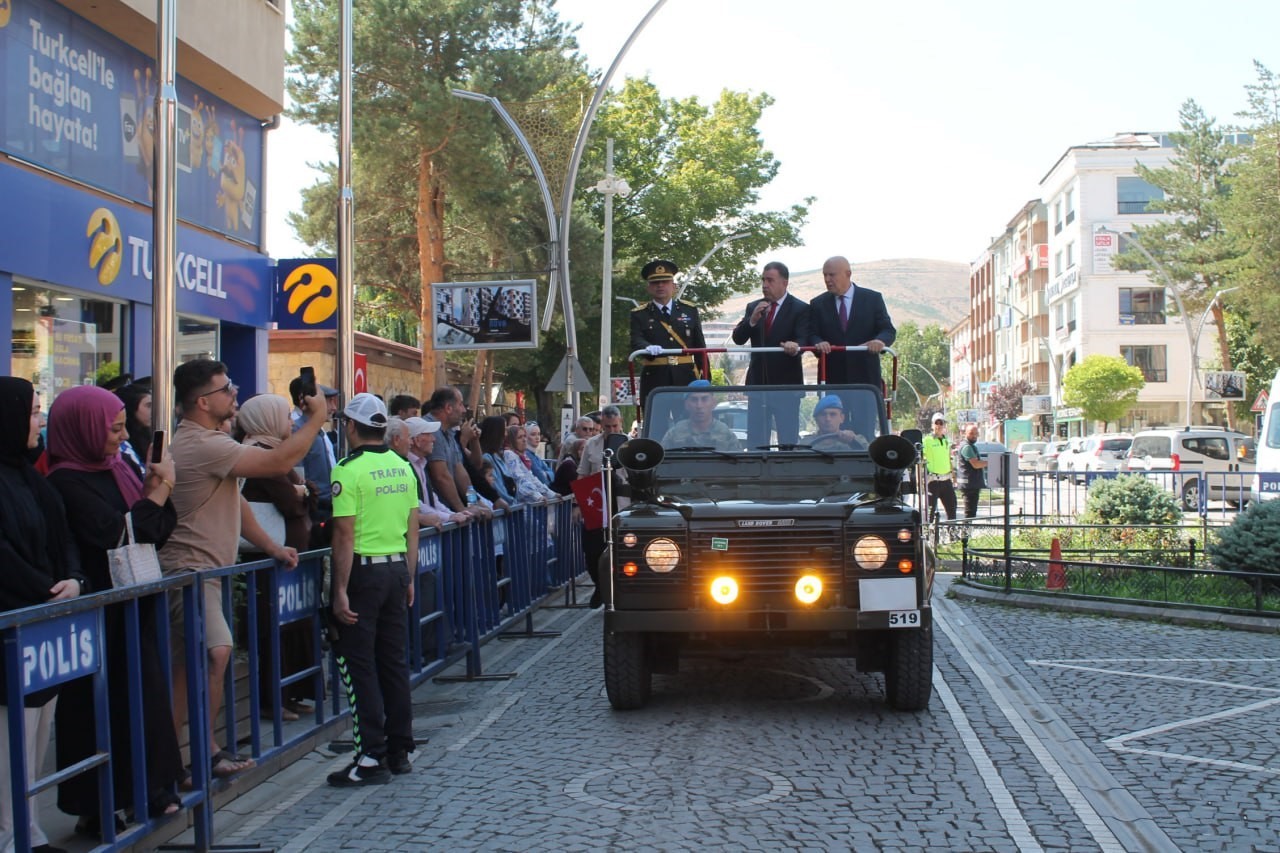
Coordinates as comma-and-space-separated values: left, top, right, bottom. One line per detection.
687, 379, 712, 388
814, 394, 844, 414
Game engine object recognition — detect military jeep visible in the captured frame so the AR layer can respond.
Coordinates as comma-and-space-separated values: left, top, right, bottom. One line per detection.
601, 382, 931, 711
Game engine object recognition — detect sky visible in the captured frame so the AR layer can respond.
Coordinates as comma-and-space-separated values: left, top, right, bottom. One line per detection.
265, 0, 1280, 274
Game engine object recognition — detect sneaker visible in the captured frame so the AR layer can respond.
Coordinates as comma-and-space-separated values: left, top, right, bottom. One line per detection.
386, 750, 413, 775
327, 754, 391, 787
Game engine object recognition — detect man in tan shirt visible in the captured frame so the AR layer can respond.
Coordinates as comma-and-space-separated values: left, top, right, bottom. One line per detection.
160, 359, 327, 777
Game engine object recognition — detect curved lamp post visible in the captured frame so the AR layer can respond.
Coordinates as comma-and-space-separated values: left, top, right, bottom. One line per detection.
675, 231, 750, 302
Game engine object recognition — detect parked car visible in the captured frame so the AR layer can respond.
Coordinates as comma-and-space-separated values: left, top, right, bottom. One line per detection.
1053, 437, 1089, 480
1014, 441, 1046, 470
1036, 439, 1070, 475
1073, 434, 1133, 481
1126, 426, 1256, 510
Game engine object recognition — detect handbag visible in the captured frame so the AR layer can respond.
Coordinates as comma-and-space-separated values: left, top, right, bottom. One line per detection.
107, 513, 163, 587
239, 500, 287, 553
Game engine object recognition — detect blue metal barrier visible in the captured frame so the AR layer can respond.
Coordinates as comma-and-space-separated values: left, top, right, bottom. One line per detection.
0, 496, 582, 852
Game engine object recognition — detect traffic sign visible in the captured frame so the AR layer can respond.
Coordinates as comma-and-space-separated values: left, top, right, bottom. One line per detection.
1251, 390, 1269, 413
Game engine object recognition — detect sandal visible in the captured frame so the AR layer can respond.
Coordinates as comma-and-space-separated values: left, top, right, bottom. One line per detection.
284, 700, 314, 715
148, 789, 182, 818
211, 749, 255, 778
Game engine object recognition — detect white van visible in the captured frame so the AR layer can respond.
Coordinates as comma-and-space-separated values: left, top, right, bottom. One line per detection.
1252, 370, 1280, 503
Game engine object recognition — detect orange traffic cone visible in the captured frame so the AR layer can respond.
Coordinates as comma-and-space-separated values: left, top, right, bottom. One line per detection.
1046, 536, 1067, 591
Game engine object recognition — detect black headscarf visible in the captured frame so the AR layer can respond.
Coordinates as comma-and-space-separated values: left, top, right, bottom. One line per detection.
0, 377, 76, 595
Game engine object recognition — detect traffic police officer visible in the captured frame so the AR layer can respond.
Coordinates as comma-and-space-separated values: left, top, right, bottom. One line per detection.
922, 412, 957, 522
327, 393, 420, 786
629, 260, 708, 420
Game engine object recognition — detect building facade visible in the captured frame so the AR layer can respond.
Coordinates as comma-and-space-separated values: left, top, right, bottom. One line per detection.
1, 0, 285, 405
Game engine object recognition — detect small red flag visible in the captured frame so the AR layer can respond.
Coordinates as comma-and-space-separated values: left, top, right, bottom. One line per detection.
570, 472, 608, 531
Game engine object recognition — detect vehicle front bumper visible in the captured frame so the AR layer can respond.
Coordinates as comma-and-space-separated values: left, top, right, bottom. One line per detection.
604, 606, 931, 633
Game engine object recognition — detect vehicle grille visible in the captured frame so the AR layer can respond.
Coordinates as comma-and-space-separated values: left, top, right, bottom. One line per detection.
689, 524, 843, 596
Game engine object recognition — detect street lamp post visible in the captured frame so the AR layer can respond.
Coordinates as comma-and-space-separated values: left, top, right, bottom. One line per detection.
1189, 286, 1239, 423
675, 232, 750, 302
593, 139, 631, 407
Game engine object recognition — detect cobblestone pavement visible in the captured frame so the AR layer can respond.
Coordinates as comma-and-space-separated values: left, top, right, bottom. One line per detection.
194, 575, 1279, 852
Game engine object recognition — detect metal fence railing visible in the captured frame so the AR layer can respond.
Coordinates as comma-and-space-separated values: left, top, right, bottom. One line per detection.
2, 497, 584, 852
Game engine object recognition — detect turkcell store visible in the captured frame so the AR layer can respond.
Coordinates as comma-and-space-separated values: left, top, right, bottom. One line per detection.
1, 0, 284, 407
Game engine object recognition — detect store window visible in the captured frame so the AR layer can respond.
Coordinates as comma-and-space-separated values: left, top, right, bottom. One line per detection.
178, 315, 220, 364
11, 280, 125, 410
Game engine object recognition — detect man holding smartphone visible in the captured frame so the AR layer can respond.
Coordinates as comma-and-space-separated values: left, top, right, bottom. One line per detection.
160, 359, 329, 778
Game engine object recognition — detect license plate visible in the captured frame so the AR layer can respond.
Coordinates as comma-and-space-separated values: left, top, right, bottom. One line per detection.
888, 610, 920, 628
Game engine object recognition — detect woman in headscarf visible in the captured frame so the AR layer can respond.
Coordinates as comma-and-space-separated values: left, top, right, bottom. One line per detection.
45, 384, 184, 834
0, 377, 85, 852
236, 394, 315, 721
114, 379, 153, 477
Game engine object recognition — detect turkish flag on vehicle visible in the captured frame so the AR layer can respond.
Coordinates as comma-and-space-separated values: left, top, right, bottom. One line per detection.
570, 472, 608, 531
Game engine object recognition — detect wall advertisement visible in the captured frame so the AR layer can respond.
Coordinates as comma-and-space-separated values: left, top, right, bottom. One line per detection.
1, 0, 264, 244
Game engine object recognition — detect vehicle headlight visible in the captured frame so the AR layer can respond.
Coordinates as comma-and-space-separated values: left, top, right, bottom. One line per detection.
853, 535, 889, 569
622, 532, 638, 547
709, 576, 739, 604
644, 538, 680, 573
794, 575, 823, 604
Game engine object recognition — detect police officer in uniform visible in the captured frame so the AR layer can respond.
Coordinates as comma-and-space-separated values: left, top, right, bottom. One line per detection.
327, 393, 420, 787
921, 412, 957, 522
629, 260, 708, 423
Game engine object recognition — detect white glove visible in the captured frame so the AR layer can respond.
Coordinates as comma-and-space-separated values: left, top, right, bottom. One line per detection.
645, 345, 664, 356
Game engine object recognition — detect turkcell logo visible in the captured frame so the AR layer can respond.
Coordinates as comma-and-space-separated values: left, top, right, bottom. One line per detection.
20, 613, 100, 693
86, 207, 123, 285
283, 262, 337, 325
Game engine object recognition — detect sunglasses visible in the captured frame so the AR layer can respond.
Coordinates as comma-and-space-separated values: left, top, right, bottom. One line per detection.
200, 380, 238, 398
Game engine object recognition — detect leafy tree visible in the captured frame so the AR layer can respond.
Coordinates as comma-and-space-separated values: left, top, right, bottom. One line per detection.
1062, 355, 1145, 429
1224, 312, 1278, 424
985, 378, 1035, 424
1207, 498, 1280, 584
1224, 62, 1280, 359
888, 321, 950, 429
1112, 99, 1241, 424
288, 0, 584, 391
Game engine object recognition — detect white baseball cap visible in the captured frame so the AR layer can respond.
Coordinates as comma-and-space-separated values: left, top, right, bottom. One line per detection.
931, 412, 946, 424
406, 416, 440, 438
344, 393, 389, 428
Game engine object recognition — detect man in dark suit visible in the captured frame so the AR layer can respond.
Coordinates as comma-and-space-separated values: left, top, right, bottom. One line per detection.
629, 259, 708, 429
731, 261, 811, 446
809, 255, 896, 438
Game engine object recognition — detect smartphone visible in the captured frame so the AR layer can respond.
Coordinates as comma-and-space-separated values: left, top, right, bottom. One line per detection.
150, 429, 166, 464
299, 365, 317, 399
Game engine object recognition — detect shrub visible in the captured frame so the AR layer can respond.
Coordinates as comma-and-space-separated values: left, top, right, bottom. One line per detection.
1207, 499, 1280, 576
1079, 474, 1181, 526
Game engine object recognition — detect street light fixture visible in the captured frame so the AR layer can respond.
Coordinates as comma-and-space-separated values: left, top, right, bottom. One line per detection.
1190, 286, 1239, 421
675, 231, 750, 302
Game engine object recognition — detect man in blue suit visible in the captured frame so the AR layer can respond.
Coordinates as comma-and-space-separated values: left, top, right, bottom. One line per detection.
809, 255, 896, 439
731, 261, 811, 446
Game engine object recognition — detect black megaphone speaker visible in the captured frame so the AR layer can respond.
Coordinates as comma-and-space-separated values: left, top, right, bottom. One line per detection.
868, 434, 917, 498
616, 438, 664, 472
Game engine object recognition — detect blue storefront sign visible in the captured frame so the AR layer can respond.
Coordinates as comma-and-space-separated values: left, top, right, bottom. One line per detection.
15, 611, 101, 694
1, 0, 265, 244
0, 161, 272, 326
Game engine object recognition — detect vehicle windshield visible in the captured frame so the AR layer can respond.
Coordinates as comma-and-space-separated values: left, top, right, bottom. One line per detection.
643, 384, 886, 454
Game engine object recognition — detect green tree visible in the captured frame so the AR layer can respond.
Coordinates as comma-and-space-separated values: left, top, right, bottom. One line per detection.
288, 0, 584, 390
1224, 312, 1278, 423
887, 321, 950, 429
1224, 62, 1280, 358
985, 378, 1036, 424
1062, 355, 1145, 429
1112, 99, 1241, 424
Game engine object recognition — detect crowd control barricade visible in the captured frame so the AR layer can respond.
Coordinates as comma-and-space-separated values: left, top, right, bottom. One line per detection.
1, 497, 581, 852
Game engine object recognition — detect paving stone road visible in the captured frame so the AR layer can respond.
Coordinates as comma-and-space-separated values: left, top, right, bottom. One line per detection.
187, 574, 1279, 852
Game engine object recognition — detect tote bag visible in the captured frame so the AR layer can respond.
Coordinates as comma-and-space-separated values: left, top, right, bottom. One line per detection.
239, 500, 287, 554
107, 513, 163, 587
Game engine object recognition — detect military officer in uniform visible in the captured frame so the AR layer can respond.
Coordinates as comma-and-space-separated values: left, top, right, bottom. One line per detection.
629, 260, 708, 429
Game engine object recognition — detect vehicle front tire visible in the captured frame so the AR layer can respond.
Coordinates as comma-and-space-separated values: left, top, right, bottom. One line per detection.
884, 623, 933, 711
604, 630, 651, 710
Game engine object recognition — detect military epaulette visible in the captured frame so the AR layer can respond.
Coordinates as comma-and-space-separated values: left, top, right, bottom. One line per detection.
632, 303, 649, 312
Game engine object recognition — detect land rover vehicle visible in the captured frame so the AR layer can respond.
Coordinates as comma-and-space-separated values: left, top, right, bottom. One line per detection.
1126, 426, 1255, 510
600, 382, 930, 712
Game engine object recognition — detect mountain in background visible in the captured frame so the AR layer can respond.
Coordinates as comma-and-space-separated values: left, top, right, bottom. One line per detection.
709, 258, 969, 329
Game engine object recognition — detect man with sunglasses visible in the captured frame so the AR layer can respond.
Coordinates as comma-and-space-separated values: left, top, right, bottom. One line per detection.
160, 359, 328, 779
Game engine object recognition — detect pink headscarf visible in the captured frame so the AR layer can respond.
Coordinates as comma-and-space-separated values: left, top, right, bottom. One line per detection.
47, 385, 145, 506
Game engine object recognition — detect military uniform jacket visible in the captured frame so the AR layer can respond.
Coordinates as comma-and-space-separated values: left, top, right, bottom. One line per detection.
662, 419, 742, 452
629, 300, 708, 366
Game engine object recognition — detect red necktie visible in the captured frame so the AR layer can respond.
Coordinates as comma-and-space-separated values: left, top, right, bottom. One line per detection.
763, 301, 778, 335
838, 295, 849, 331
